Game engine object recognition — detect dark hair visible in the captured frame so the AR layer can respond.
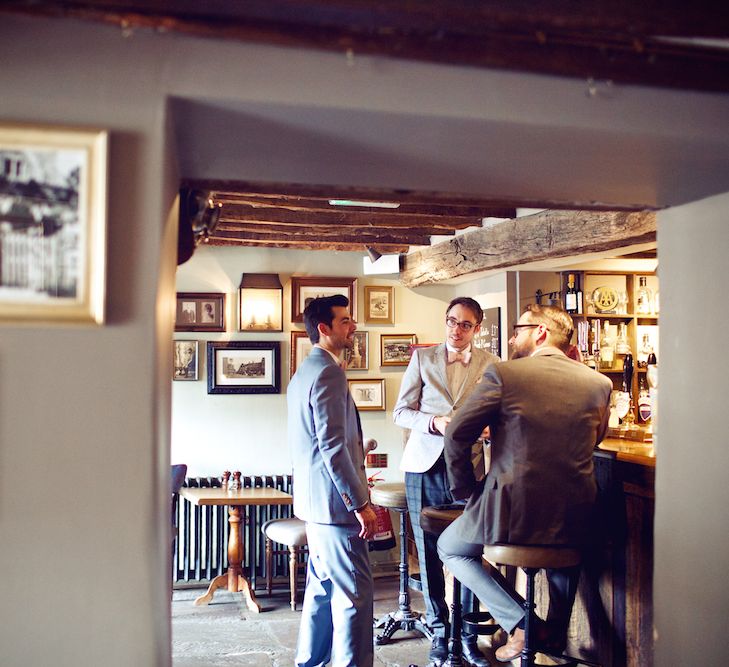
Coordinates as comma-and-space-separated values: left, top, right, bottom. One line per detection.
446, 297, 484, 325
304, 294, 350, 343
522, 303, 574, 350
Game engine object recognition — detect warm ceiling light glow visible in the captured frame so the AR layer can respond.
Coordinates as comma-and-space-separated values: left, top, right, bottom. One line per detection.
328, 199, 400, 209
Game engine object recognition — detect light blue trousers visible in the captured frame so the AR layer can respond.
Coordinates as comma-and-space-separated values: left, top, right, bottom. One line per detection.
295, 522, 374, 667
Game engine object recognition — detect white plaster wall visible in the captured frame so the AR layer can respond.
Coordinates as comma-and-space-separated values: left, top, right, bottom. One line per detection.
654, 192, 729, 665
173, 245, 509, 480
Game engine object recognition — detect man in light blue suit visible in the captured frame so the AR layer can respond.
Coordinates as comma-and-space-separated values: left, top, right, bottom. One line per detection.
288, 294, 378, 667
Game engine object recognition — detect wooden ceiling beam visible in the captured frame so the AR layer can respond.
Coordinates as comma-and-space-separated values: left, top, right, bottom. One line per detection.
215, 221, 462, 240
211, 228, 432, 247
400, 209, 657, 287
217, 205, 481, 229
207, 238, 410, 253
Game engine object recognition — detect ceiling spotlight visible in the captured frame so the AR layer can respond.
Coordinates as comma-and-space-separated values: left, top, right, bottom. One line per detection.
366, 246, 382, 263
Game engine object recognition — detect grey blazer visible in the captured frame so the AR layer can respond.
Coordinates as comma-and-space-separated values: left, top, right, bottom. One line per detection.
394, 343, 500, 473
288, 346, 369, 526
444, 348, 612, 546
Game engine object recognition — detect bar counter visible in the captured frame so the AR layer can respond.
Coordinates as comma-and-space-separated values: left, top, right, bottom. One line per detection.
541, 438, 655, 667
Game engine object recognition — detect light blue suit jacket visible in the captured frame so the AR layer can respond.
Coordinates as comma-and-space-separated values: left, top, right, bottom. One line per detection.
288, 346, 369, 526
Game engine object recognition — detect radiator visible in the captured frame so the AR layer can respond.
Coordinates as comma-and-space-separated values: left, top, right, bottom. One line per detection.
173, 474, 294, 589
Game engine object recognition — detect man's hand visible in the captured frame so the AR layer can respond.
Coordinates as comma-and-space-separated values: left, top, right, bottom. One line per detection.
354, 503, 378, 540
433, 415, 452, 435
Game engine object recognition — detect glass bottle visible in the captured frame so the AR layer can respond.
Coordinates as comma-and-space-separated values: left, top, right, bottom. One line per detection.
654, 290, 660, 315
589, 319, 600, 370
636, 276, 653, 315
565, 273, 578, 314
599, 321, 615, 371
615, 322, 631, 370
638, 333, 653, 366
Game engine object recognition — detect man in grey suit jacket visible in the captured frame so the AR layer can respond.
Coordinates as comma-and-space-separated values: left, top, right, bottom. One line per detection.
438, 304, 612, 662
393, 296, 499, 665
288, 294, 377, 667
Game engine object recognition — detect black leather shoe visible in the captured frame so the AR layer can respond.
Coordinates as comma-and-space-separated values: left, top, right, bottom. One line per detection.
429, 636, 448, 663
462, 635, 491, 667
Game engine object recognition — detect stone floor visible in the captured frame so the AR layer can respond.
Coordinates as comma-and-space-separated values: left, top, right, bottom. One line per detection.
171, 577, 520, 667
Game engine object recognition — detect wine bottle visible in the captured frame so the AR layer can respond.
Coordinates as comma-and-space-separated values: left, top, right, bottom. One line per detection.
636, 276, 653, 315
565, 273, 578, 314
599, 321, 615, 371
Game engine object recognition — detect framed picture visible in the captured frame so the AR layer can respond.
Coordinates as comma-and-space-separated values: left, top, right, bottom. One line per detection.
290, 276, 357, 323
343, 331, 369, 370
207, 341, 281, 394
173, 340, 199, 381
290, 330, 313, 378
348, 378, 386, 411
364, 285, 394, 324
381, 333, 418, 367
0, 123, 108, 324
175, 292, 225, 332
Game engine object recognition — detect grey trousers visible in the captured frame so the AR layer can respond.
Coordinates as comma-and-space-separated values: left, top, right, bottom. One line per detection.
437, 516, 580, 637
295, 522, 374, 667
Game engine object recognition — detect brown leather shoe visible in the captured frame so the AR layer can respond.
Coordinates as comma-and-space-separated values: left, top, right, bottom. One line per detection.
494, 628, 524, 662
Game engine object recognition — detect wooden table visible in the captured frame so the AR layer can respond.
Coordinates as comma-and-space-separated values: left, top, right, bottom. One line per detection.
179, 487, 293, 613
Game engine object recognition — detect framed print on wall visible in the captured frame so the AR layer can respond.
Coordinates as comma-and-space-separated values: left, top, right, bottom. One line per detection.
175, 292, 225, 332
173, 340, 199, 381
0, 123, 108, 324
343, 331, 369, 370
290, 330, 313, 378
364, 285, 394, 325
207, 341, 281, 394
380, 333, 417, 367
348, 378, 386, 411
290, 276, 357, 323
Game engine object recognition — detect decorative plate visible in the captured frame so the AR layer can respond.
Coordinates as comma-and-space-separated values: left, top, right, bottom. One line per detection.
591, 286, 620, 313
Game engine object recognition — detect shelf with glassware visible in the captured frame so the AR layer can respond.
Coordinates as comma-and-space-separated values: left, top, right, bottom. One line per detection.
560, 271, 659, 434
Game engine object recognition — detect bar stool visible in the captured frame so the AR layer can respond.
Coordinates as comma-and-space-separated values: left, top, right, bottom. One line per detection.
481, 544, 590, 667
420, 504, 498, 667
371, 482, 432, 644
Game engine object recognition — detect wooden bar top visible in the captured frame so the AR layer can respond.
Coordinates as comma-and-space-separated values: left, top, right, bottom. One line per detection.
597, 437, 656, 467
180, 487, 293, 506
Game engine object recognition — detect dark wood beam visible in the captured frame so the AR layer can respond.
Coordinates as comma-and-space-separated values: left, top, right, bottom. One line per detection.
210, 227, 432, 247
400, 210, 657, 287
206, 238, 410, 253
5, 1, 729, 93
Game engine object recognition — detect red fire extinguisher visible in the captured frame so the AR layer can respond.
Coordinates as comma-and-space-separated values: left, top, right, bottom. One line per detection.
367, 472, 396, 552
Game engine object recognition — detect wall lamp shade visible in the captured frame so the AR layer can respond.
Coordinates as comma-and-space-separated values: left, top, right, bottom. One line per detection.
238, 273, 283, 332
366, 246, 382, 263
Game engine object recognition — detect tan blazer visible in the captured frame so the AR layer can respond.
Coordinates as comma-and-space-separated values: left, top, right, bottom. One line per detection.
444, 348, 612, 546
394, 343, 499, 473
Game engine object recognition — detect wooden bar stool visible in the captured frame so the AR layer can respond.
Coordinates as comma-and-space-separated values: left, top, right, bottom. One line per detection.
261, 518, 308, 611
420, 503, 476, 667
481, 544, 592, 667
371, 482, 432, 644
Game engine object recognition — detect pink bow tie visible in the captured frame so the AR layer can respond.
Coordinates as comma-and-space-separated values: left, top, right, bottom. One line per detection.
447, 350, 471, 365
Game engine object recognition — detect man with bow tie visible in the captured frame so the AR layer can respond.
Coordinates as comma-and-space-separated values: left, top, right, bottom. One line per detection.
394, 297, 500, 665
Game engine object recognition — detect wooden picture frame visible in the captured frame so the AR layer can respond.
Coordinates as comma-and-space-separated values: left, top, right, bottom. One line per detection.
290, 276, 357, 323
290, 330, 313, 378
207, 341, 281, 394
364, 285, 394, 324
175, 292, 225, 332
380, 333, 418, 367
173, 340, 199, 381
348, 378, 386, 411
0, 123, 108, 324
343, 331, 369, 370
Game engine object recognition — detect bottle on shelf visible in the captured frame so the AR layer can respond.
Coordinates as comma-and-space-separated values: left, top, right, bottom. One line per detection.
599, 321, 615, 371
589, 319, 600, 370
654, 290, 660, 315
636, 276, 654, 315
638, 333, 654, 367
565, 273, 579, 314
615, 322, 631, 371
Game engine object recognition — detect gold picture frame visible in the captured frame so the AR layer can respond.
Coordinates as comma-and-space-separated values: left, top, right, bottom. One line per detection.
364, 285, 394, 324
348, 378, 386, 411
0, 123, 108, 324
380, 333, 417, 367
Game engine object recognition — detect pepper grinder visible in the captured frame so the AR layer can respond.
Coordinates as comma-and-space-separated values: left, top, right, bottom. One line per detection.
221, 470, 231, 490
231, 470, 242, 491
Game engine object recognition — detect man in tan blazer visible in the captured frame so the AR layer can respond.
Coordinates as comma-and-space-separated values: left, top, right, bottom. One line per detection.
394, 296, 499, 665
438, 304, 612, 662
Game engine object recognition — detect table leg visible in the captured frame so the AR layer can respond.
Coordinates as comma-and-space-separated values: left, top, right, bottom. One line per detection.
193, 505, 261, 612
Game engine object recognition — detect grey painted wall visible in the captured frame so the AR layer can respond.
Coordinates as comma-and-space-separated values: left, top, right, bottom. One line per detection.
1, 11, 728, 666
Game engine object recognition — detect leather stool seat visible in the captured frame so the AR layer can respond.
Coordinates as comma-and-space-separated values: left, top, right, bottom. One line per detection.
261, 518, 308, 610
370, 482, 408, 510
420, 503, 464, 536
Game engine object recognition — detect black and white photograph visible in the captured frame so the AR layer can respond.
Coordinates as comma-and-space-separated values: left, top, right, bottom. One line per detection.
207, 341, 281, 394
290, 276, 357, 322
175, 292, 225, 332
348, 378, 386, 411
364, 285, 394, 324
380, 333, 417, 366
0, 124, 107, 323
173, 340, 199, 381
343, 331, 369, 370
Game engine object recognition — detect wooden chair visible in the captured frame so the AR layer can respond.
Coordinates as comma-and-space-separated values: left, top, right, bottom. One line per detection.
261, 518, 308, 610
